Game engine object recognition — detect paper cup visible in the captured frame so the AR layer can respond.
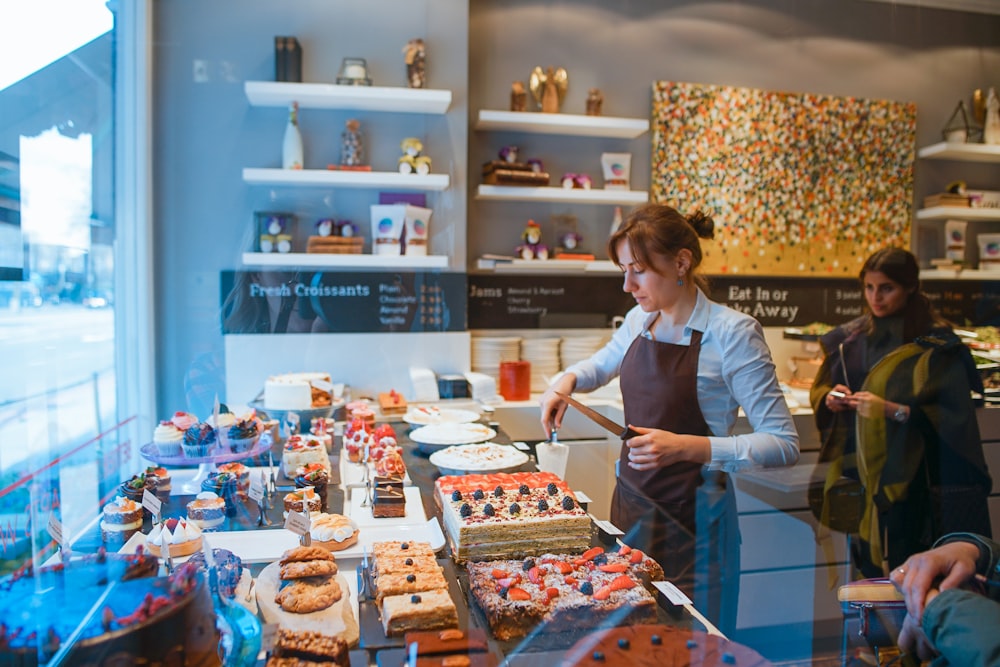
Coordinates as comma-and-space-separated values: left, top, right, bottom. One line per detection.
403, 205, 432, 256
370, 204, 406, 255
978, 233, 1000, 271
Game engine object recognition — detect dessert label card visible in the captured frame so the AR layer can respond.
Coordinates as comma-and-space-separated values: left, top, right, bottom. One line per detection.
249, 473, 265, 504
142, 489, 162, 517
285, 510, 311, 536
654, 581, 692, 606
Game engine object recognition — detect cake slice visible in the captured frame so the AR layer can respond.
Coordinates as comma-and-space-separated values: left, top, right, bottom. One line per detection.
372, 483, 407, 518
378, 389, 408, 415
373, 540, 436, 562
374, 553, 440, 577
375, 567, 449, 604
271, 628, 349, 666
381, 589, 458, 636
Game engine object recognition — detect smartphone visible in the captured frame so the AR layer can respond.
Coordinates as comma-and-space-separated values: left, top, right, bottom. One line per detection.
829, 390, 847, 399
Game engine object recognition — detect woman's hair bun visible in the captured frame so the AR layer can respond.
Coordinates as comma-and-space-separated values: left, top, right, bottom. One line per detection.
686, 210, 715, 240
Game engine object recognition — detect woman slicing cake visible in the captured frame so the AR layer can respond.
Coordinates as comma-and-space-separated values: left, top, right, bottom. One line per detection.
539, 202, 799, 634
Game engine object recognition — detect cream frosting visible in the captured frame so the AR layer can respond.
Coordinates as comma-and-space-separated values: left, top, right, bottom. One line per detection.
310, 514, 358, 542
153, 423, 184, 443
170, 412, 198, 431
207, 412, 236, 429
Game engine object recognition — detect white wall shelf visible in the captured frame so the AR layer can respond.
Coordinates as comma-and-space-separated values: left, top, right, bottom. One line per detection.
243, 167, 450, 191
475, 109, 649, 138
244, 81, 452, 114
476, 184, 647, 205
917, 142, 1000, 163
475, 257, 618, 273
916, 206, 1000, 221
242, 252, 449, 270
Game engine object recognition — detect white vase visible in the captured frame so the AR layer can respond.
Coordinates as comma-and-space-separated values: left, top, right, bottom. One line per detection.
984, 88, 1000, 145
282, 102, 303, 169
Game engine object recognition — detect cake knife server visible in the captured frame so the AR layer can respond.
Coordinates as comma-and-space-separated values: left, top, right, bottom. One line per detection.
555, 392, 640, 440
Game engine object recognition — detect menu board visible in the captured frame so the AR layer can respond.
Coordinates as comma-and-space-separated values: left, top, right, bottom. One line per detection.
220, 270, 466, 334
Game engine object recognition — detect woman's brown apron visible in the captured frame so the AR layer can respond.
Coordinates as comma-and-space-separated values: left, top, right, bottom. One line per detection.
610, 330, 739, 633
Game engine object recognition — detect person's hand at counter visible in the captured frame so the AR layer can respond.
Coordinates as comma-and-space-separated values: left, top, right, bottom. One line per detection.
539, 373, 577, 435
896, 605, 939, 663
891, 540, 981, 621
624, 425, 711, 470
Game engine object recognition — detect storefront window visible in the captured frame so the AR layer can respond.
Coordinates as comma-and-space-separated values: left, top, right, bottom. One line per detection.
0, 0, 121, 573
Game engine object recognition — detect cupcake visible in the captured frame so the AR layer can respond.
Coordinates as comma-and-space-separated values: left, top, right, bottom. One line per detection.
171, 411, 199, 431
186, 491, 227, 530
294, 463, 330, 511
182, 422, 217, 458
188, 548, 243, 597
153, 421, 184, 457
217, 462, 250, 495
145, 466, 171, 495
100, 495, 143, 544
224, 411, 262, 453
207, 409, 236, 432
201, 472, 240, 517
120, 473, 157, 504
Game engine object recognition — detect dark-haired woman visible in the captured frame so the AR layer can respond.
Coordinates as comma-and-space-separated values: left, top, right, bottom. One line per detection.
540, 203, 799, 632
810, 247, 991, 578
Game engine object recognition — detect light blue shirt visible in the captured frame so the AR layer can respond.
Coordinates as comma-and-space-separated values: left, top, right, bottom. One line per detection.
565, 289, 799, 472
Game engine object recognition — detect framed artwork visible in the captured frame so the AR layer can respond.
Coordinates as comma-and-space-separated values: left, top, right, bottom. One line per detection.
652, 82, 916, 276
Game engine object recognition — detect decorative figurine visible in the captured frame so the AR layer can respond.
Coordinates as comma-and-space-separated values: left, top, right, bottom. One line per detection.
942, 100, 980, 143
511, 81, 528, 112
342, 119, 364, 167
316, 218, 334, 237
560, 173, 592, 189
985, 87, 1000, 145
529, 66, 568, 113
516, 220, 549, 260
559, 231, 583, 251
257, 213, 294, 253
336, 58, 372, 86
335, 220, 357, 237
499, 145, 519, 163
398, 137, 432, 175
403, 38, 426, 88
527, 158, 544, 173
282, 102, 303, 170
586, 88, 604, 116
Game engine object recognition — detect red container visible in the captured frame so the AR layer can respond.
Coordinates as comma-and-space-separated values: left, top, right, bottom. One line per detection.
499, 361, 531, 401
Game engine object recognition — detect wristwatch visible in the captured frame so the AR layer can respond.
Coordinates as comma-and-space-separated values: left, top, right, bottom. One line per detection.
892, 404, 908, 423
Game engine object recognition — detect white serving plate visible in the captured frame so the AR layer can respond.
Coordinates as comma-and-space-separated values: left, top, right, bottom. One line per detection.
344, 486, 427, 527
428, 443, 530, 475
402, 407, 481, 426
408, 422, 496, 446
120, 518, 445, 563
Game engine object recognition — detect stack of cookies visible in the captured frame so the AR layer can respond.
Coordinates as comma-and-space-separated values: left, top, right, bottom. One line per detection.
275, 546, 343, 614
371, 540, 458, 636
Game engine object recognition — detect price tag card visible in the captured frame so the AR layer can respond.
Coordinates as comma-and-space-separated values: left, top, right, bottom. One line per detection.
591, 518, 624, 536
511, 441, 530, 451
574, 490, 593, 504
47, 513, 64, 548
653, 581, 692, 606
142, 489, 162, 517
248, 474, 265, 504
261, 622, 279, 653
284, 510, 311, 536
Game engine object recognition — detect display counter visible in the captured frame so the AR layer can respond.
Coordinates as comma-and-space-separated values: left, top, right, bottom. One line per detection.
49, 410, 714, 666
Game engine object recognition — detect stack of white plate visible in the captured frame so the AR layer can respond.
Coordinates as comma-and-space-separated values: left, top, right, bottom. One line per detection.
520, 337, 562, 392
471, 336, 521, 382
560, 335, 608, 370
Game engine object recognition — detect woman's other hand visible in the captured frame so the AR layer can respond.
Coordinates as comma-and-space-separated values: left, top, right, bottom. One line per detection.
539, 373, 576, 435
897, 608, 939, 663
824, 384, 854, 413
850, 390, 886, 419
624, 425, 711, 470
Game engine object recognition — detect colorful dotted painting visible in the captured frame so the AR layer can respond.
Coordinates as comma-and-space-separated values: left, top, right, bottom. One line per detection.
651, 82, 916, 276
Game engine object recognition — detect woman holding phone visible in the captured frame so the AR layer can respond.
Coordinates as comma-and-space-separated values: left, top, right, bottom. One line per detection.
810, 247, 992, 577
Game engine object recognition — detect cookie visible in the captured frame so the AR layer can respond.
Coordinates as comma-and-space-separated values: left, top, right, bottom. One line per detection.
279, 545, 336, 565
280, 559, 339, 580
275, 575, 343, 613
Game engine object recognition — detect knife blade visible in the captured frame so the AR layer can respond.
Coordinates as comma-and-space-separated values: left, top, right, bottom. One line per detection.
555, 392, 640, 440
